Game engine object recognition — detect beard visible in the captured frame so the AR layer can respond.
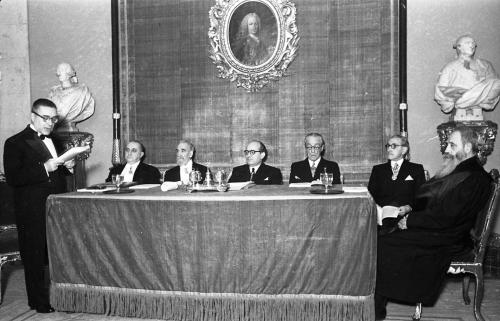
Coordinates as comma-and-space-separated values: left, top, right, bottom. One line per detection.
434, 151, 466, 179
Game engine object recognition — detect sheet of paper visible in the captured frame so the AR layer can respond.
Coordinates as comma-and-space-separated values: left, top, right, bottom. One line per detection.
56, 145, 91, 163
376, 205, 399, 226
77, 187, 115, 193
228, 181, 255, 191
288, 182, 311, 188
343, 186, 368, 193
130, 184, 161, 190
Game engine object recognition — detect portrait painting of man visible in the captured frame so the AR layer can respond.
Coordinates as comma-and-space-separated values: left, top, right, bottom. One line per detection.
229, 1, 278, 67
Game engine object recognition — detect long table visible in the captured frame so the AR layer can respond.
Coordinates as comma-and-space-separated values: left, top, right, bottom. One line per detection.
46, 185, 377, 321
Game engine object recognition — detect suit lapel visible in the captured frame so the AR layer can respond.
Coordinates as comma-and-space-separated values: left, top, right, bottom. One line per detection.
26, 135, 53, 162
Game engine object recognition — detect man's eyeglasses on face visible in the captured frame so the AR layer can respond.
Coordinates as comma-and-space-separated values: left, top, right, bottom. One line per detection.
33, 111, 59, 124
244, 150, 261, 156
306, 145, 322, 151
385, 143, 403, 149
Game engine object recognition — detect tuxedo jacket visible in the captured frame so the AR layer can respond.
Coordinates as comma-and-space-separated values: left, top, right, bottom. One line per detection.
228, 163, 283, 185
163, 162, 208, 183
368, 159, 425, 208
4, 126, 70, 217
289, 158, 341, 184
106, 162, 161, 184
3, 125, 71, 308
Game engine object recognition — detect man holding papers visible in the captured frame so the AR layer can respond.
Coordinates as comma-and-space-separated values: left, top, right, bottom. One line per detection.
3, 98, 80, 313
228, 140, 282, 185
368, 134, 425, 231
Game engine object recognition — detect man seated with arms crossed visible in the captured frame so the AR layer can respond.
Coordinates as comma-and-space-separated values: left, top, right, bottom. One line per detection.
163, 139, 207, 186
368, 134, 425, 233
289, 133, 341, 184
106, 140, 160, 184
375, 127, 492, 320
228, 140, 282, 184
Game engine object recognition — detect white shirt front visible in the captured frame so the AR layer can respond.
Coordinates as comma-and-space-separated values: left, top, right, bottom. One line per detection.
121, 161, 140, 182
180, 160, 193, 185
309, 158, 321, 170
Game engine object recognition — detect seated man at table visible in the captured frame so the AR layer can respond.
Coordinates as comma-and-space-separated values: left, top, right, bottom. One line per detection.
228, 140, 283, 184
289, 133, 341, 184
375, 127, 491, 320
368, 134, 425, 232
163, 139, 207, 185
106, 140, 161, 184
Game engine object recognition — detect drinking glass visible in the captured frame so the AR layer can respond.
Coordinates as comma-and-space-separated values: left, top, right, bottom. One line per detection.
320, 173, 333, 192
215, 169, 227, 186
189, 170, 202, 189
112, 174, 124, 193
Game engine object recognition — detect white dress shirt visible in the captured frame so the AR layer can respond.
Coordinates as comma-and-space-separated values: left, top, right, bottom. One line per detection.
180, 160, 193, 185
120, 161, 140, 182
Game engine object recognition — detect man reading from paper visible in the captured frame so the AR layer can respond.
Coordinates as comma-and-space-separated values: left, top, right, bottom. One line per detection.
3, 98, 88, 313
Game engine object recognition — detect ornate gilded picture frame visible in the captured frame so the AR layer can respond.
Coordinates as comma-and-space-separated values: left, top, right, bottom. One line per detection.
209, 0, 299, 92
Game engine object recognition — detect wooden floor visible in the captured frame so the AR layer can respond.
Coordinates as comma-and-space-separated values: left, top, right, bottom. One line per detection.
1, 263, 499, 320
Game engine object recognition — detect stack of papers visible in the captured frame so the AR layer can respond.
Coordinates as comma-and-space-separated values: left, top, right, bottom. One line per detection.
228, 181, 255, 191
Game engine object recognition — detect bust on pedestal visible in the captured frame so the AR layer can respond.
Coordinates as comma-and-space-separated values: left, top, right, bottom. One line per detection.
48, 63, 95, 189
435, 35, 498, 164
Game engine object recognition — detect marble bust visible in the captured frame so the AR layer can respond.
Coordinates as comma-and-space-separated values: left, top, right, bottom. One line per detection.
48, 63, 95, 132
435, 35, 500, 121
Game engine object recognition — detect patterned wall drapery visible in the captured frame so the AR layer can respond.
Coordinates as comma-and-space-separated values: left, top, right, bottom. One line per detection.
119, 0, 399, 182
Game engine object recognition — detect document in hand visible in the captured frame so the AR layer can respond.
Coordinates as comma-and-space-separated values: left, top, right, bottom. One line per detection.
228, 181, 255, 191
376, 205, 399, 226
56, 145, 91, 163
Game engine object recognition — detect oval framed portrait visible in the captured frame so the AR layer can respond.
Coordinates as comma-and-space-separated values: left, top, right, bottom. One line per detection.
209, 0, 299, 92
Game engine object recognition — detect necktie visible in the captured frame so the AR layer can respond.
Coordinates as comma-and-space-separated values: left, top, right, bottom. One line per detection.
311, 164, 316, 178
392, 163, 399, 181
129, 166, 133, 174
250, 168, 255, 182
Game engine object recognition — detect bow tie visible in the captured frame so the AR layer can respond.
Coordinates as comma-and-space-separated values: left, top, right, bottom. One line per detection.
39, 134, 52, 140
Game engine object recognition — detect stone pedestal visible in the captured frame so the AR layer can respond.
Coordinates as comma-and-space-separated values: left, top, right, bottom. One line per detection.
52, 131, 94, 190
437, 121, 498, 165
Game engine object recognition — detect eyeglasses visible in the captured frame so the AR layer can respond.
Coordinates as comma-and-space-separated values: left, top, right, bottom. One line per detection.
306, 145, 322, 151
244, 150, 261, 156
385, 143, 404, 149
33, 111, 59, 124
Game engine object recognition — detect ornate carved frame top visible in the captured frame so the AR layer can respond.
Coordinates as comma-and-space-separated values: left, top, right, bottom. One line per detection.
208, 0, 299, 92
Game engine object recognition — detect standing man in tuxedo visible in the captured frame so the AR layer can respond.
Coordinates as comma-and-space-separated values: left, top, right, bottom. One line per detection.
163, 139, 207, 185
289, 133, 341, 184
368, 134, 426, 229
3, 98, 75, 313
229, 140, 282, 184
106, 140, 160, 184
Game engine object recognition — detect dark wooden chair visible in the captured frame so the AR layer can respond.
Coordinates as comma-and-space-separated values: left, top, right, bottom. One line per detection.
0, 224, 21, 304
412, 169, 500, 321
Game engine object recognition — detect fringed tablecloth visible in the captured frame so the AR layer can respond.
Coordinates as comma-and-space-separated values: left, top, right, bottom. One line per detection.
47, 185, 377, 321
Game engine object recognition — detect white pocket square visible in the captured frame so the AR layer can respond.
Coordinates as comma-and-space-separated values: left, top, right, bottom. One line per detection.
294, 176, 300, 179
405, 175, 414, 181
264, 177, 270, 181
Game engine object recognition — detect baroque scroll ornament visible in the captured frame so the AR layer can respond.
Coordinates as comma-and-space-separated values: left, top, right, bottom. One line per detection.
208, 0, 299, 92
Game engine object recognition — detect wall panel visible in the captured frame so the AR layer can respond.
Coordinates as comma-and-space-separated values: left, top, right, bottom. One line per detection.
121, 0, 399, 182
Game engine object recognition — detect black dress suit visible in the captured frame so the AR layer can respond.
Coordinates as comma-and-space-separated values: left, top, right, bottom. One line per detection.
228, 163, 283, 185
105, 162, 161, 184
289, 158, 341, 184
376, 156, 491, 305
163, 162, 208, 183
368, 160, 426, 208
3, 125, 70, 310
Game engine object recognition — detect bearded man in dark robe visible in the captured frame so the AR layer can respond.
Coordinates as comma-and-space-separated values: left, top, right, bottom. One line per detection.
375, 126, 492, 320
